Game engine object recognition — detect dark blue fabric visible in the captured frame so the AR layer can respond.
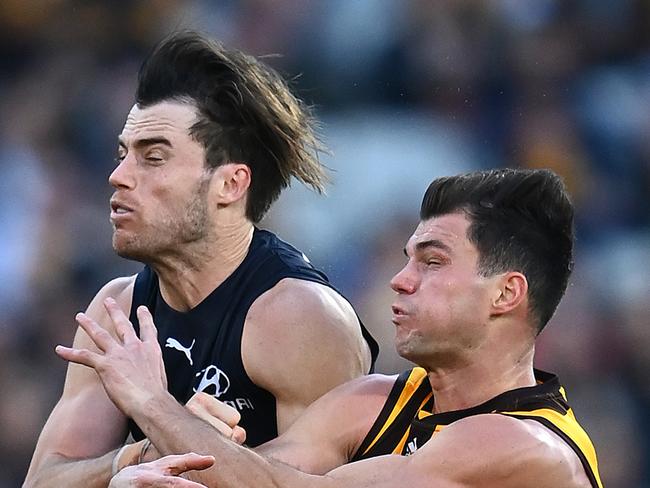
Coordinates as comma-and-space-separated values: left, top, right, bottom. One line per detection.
128, 227, 378, 447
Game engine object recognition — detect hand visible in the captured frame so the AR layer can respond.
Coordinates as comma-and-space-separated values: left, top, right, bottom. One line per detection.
109, 453, 214, 488
186, 392, 247, 445
55, 298, 169, 417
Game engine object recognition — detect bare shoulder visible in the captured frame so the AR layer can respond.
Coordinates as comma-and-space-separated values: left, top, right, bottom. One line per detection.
72, 275, 136, 347
243, 277, 370, 380
242, 278, 375, 431
319, 372, 398, 407
327, 373, 399, 457
247, 277, 360, 331
93, 275, 137, 313
411, 414, 591, 488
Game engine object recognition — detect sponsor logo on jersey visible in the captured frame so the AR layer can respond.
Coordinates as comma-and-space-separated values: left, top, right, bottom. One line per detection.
194, 365, 231, 397
193, 365, 255, 411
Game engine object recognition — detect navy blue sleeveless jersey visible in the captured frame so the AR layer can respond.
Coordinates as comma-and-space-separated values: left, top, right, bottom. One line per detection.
128, 227, 378, 447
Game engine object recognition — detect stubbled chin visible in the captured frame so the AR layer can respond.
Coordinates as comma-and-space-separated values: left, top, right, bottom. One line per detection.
112, 232, 143, 260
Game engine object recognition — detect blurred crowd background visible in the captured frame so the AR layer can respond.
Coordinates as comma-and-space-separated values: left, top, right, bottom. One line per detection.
0, 1, 648, 486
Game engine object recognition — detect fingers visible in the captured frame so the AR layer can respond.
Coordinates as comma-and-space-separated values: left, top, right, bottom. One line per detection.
231, 426, 247, 445
75, 312, 115, 352
188, 392, 241, 427
55, 344, 101, 368
157, 453, 215, 476
137, 306, 159, 343
135, 306, 166, 388
109, 455, 213, 488
155, 478, 209, 488
186, 393, 245, 439
104, 298, 138, 344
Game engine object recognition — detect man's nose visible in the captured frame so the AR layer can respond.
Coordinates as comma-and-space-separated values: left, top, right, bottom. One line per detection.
390, 263, 418, 295
109, 157, 135, 190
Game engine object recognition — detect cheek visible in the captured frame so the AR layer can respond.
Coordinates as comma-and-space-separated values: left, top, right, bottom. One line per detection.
421, 275, 483, 321
448, 280, 492, 323
147, 183, 189, 217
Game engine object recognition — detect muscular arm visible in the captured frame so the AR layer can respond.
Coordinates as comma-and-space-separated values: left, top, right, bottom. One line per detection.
55, 300, 390, 485
24, 277, 135, 488
243, 278, 372, 433
251, 373, 392, 474
137, 411, 591, 488
55, 310, 590, 488
135, 374, 391, 484
316, 415, 592, 488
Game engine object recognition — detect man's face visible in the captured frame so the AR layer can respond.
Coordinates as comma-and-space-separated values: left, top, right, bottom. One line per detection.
390, 212, 498, 368
109, 101, 214, 261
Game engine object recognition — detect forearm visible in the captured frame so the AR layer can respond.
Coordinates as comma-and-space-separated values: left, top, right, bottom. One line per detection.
24, 440, 147, 488
23, 450, 116, 488
132, 394, 327, 488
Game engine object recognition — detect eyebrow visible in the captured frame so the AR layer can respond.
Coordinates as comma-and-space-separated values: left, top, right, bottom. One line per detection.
118, 136, 173, 149
403, 239, 453, 257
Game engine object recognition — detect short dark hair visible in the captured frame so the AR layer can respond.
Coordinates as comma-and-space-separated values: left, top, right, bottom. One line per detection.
136, 31, 327, 222
420, 168, 574, 332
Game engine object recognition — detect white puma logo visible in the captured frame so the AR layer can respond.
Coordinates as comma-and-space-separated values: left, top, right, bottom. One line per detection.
165, 337, 196, 365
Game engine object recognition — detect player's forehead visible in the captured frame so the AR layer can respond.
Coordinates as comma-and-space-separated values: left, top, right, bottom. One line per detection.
118, 100, 199, 144
405, 212, 471, 254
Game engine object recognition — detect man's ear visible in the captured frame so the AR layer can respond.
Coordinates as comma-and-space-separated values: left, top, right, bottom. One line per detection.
213, 163, 251, 204
490, 272, 528, 317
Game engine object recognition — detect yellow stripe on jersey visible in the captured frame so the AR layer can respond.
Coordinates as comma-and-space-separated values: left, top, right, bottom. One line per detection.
360, 368, 430, 456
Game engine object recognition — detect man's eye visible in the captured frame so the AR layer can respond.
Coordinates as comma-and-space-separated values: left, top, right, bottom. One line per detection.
145, 153, 164, 163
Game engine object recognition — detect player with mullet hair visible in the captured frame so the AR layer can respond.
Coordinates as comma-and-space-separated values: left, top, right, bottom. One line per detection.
61, 168, 601, 488
24, 32, 377, 487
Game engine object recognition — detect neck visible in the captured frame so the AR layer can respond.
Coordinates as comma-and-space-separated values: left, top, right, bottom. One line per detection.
426, 345, 536, 414
151, 220, 254, 311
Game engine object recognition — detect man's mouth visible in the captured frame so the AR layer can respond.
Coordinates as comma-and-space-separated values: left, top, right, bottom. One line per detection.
110, 197, 134, 212
391, 304, 408, 324
110, 199, 135, 222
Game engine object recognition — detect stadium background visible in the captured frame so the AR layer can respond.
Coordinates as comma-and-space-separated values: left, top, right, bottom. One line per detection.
1, 1, 648, 486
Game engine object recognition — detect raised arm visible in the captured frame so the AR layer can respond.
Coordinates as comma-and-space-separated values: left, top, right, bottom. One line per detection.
242, 278, 372, 433
24, 277, 135, 488
54, 302, 388, 484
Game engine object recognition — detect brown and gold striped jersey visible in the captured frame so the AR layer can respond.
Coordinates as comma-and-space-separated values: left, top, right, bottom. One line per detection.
352, 368, 602, 488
